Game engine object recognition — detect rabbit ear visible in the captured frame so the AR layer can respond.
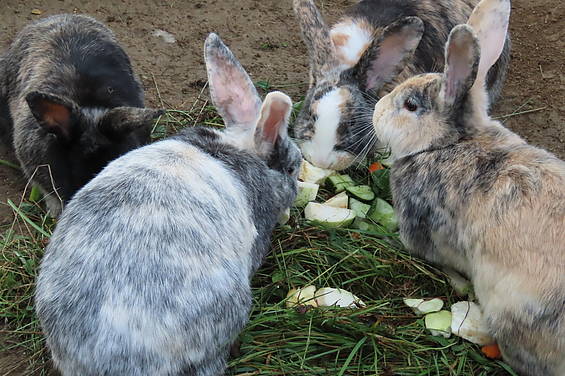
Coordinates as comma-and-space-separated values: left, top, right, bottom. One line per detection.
440, 25, 480, 109
100, 107, 164, 138
26, 91, 78, 141
204, 33, 261, 130
353, 17, 424, 91
293, 0, 339, 82
467, 0, 511, 89
255, 91, 292, 156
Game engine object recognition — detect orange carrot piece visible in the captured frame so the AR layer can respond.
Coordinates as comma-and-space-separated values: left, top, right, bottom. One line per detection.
481, 343, 502, 359
368, 162, 384, 173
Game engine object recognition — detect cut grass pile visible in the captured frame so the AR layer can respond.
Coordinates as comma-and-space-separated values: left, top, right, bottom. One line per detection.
0, 94, 518, 375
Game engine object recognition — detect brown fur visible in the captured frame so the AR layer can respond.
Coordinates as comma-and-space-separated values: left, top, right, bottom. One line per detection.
372, 2, 564, 373
293, 0, 340, 81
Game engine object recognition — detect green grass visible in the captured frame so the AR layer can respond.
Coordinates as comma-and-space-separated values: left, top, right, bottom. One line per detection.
0, 95, 517, 375
228, 223, 516, 375
1, 200, 52, 375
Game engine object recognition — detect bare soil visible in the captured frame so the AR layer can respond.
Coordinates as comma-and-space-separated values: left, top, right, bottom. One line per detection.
0, 0, 563, 374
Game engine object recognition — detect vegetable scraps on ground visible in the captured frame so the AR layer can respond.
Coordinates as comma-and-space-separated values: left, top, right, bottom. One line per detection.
286, 286, 365, 309
289, 159, 502, 363
293, 159, 398, 231
404, 298, 496, 347
403, 298, 444, 315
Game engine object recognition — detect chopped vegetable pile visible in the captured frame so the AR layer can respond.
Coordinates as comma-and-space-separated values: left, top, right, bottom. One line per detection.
404, 298, 496, 346
294, 159, 397, 232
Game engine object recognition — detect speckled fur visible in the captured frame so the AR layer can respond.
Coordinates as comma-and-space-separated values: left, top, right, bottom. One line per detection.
372, 1, 564, 374
0, 14, 162, 216
293, 0, 510, 170
35, 34, 301, 376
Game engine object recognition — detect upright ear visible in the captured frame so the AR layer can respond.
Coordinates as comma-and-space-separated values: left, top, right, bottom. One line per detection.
467, 0, 511, 88
204, 33, 261, 130
440, 25, 481, 109
293, 0, 339, 82
255, 91, 292, 156
25, 91, 78, 140
352, 17, 424, 91
100, 107, 165, 138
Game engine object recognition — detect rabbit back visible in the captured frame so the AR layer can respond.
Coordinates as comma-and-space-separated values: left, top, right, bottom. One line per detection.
391, 138, 565, 374
3, 14, 143, 109
36, 138, 261, 375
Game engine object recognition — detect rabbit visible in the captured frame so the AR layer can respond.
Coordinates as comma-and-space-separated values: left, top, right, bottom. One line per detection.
371, 0, 565, 374
0, 14, 163, 216
34, 32, 302, 376
292, 0, 510, 171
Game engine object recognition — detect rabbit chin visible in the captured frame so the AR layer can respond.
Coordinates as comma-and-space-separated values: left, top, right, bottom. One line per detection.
372, 119, 434, 162
300, 142, 355, 170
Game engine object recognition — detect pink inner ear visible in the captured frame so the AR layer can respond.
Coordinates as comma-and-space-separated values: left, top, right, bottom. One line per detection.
37, 100, 72, 138
211, 69, 258, 124
445, 42, 474, 99
207, 53, 261, 127
467, 0, 510, 84
442, 27, 478, 105
474, 21, 507, 84
262, 104, 287, 144
365, 25, 421, 90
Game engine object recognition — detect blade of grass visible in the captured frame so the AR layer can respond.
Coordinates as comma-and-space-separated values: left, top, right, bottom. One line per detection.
6, 200, 51, 238
337, 336, 367, 376
0, 159, 21, 170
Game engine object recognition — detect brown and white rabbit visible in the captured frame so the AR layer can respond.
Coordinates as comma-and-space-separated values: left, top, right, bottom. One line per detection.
371, 0, 564, 374
292, 0, 510, 170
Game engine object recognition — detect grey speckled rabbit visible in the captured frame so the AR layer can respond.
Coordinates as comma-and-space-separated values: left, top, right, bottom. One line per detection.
292, 0, 510, 170
34, 33, 301, 376
372, 0, 565, 374
0, 14, 163, 216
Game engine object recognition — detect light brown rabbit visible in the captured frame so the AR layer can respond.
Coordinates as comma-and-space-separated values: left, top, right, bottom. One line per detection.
371, 0, 565, 374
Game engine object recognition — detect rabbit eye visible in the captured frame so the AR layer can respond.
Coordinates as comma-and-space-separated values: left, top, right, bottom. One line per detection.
404, 98, 418, 112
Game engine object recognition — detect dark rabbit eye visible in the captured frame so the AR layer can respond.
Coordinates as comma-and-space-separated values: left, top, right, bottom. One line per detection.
404, 97, 418, 112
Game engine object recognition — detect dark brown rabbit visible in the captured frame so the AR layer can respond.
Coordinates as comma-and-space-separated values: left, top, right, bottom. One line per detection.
0, 14, 163, 216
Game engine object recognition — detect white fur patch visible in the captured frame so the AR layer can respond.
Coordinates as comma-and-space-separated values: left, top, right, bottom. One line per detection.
331, 20, 373, 69
99, 300, 200, 361
301, 88, 343, 169
82, 107, 108, 123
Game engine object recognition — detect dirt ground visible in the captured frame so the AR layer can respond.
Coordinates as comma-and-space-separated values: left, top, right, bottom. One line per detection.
0, 0, 563, 374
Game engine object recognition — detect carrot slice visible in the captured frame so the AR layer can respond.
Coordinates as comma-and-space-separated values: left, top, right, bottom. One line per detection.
368, 162, 384, 173
481, 343, 502, 359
